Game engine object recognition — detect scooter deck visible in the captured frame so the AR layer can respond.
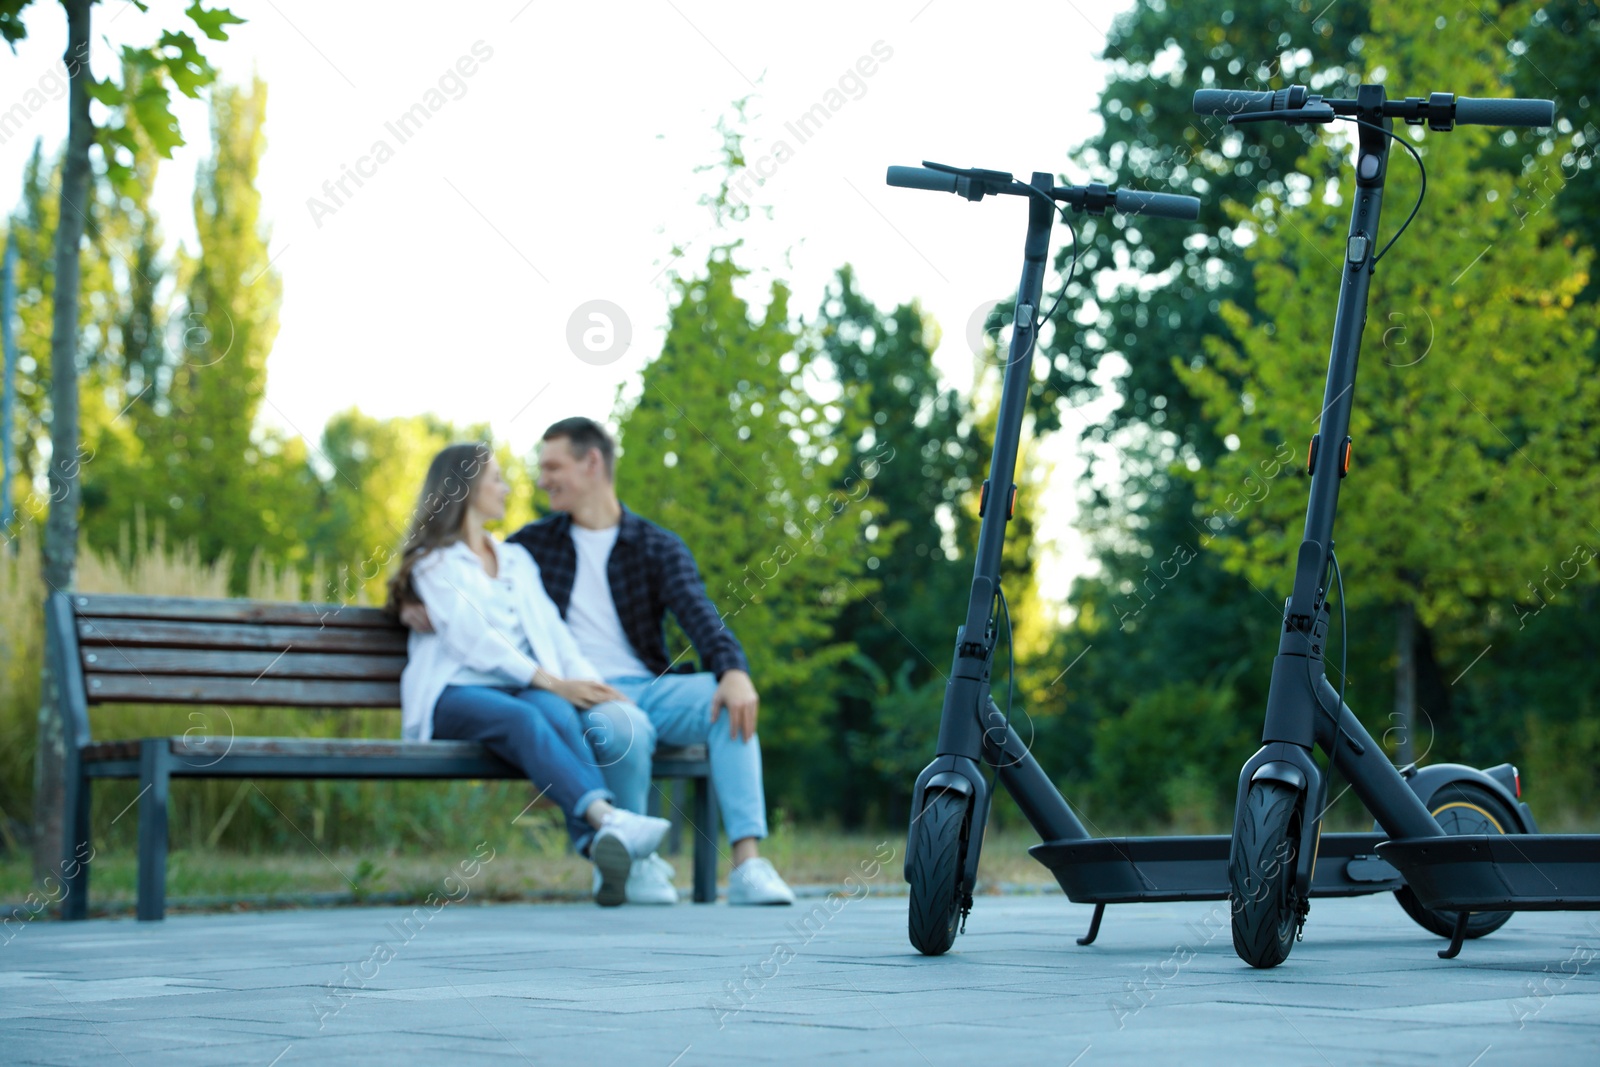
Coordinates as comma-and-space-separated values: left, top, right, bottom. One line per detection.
1029, 832, 1401, 904
1377, 835, 1600, 911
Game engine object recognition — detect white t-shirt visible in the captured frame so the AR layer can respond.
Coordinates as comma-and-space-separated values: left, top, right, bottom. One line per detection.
566, 524, 654, 680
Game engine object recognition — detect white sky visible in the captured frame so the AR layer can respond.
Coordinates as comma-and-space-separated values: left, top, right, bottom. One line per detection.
0, 0, 1137, 611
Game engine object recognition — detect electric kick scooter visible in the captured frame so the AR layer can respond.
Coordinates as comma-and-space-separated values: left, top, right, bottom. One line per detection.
1189, 83, 1600, 967
886, 161, 1197, 955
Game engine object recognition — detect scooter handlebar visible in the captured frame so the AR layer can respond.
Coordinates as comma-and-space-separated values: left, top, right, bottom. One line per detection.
1114, 188, 1201, 221
1454, 96, 1554, 128
1192, 87, 1278, 116
886, 165, 959, 193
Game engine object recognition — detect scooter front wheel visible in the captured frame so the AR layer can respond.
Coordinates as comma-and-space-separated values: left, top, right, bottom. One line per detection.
1230, 780, 1303, 968
907, 790, 970, 956
1393, 782, 1518, 940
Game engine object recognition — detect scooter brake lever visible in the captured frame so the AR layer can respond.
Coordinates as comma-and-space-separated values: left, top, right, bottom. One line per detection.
1228, 105, 1336, 125
922, 160, 1016, 184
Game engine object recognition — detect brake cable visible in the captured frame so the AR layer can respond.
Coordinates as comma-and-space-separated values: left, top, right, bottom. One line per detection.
1337, 116, 1428, 265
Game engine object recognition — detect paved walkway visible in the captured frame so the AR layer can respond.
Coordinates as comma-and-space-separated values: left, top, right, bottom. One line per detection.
3, 891, 1597, 1065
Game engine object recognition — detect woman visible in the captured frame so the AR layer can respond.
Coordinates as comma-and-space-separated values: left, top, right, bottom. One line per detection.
389, 442, 667, 907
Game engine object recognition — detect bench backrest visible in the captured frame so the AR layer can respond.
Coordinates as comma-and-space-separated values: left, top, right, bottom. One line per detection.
49, 592, 407, 749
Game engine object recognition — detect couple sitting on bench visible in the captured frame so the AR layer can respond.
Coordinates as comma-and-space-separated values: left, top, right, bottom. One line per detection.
387, 418, 793, 908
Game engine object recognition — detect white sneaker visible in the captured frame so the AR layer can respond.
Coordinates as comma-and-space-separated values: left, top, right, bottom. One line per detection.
592, 852, 679, 905
727, 857, 795, 906
592, 811, 672, 907
631, 853, 680, 905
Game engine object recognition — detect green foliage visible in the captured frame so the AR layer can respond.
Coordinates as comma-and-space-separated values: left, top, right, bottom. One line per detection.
1045, 0, 1600, 833
844, 656, 945, 784
1503, 0, 1600, 300
1049, 0, 1367, 450
814, 265, 977, 822
78, 78, 294, 592
1178, 0, 1600, 638
4, 1, 242, 194
616, 248, 875, 802
95, 4, 246, 195
1090, 682, 1253, 830
1030, 0, 1374, 820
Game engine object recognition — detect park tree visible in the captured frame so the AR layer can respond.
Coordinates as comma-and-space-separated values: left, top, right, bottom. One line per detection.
612, 108, 879, 801
1, 142, 116, 523
1, 0, 243, 883
1178, 0, 1600, 759
153, 76, 289, 588
812, 264, 975, 822
616, 246, 877, 803
77, 57, 176, 555
1036, 0, 1600, 826
1503, 0, 1599, 300
1011, 0, 1369, 822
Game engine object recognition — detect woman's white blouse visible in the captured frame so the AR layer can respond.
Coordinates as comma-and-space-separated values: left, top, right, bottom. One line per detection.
446, 571, 534, 687
399, 535, 602, 741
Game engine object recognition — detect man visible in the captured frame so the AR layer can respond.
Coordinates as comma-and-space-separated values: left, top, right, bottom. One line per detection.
405, 418, 793, 905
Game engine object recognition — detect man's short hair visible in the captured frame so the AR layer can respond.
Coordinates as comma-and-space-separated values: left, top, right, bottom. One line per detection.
543, 417, 616, 478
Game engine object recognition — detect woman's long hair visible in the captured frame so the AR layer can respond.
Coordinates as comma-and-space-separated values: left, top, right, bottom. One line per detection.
385, 442, 493, 615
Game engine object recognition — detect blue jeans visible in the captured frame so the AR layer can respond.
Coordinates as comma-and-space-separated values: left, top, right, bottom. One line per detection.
433, 685, 618, 854
607, 673, 768, 843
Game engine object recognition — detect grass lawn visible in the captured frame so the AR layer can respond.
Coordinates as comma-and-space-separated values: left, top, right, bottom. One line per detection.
0, 824, 1059, 917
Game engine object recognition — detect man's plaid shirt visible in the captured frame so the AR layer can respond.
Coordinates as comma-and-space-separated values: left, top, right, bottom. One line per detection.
506, 506, 750, 679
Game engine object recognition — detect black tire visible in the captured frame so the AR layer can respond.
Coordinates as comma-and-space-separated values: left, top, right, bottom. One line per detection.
907, 790, 969, 956
1230, 780, 1303, 969
1394, 782, 1519, 940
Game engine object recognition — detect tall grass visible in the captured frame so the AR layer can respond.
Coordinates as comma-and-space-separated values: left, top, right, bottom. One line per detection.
0, 527, 550, 863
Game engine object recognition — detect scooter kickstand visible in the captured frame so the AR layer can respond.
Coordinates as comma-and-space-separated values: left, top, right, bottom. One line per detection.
1076, 903, 1106, 946
1438, 912, 1471, 960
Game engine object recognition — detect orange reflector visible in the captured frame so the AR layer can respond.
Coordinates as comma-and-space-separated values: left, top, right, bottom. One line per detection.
1340, 437, 1352, 478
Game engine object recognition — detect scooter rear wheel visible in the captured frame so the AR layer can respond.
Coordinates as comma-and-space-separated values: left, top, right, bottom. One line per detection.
907, 790, 969, 956
1230, 780, 1302, 969
1393, 782, 1518, 940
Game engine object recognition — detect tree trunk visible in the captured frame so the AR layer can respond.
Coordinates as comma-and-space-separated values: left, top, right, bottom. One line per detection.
1394, 601, 1417, 767
32, 0, 94, 886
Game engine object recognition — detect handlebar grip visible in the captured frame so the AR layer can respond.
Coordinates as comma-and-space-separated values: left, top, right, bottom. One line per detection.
886, 166, 959, 193
1193, 88, 1276, 116
1454, 96, 1554, 128
1115, 188, 1201, 221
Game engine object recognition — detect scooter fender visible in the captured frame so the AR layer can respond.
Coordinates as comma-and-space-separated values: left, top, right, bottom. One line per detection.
905, 756, 989, 884
1400, 762, 1534, 832
1234, 744, 1325, 902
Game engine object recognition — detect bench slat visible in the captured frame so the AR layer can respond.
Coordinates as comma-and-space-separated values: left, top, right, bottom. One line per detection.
80, 647, 406, 681
78, 618, 408, 654
85, 674, 400, 707
71, 594, 389, 628
81, 735, 709, 766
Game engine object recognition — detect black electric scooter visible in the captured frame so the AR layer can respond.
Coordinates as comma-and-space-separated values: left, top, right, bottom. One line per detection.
1189, 83, 1600, 967
887, 163, 1197, 954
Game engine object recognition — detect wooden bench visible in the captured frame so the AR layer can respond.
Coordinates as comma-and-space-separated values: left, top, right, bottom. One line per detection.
46, 592, 720, 920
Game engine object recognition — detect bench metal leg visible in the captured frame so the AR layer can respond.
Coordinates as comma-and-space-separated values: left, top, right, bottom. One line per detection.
137, 741, 171, 922
692, 775, 719, 904
61, 768, 91, 921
